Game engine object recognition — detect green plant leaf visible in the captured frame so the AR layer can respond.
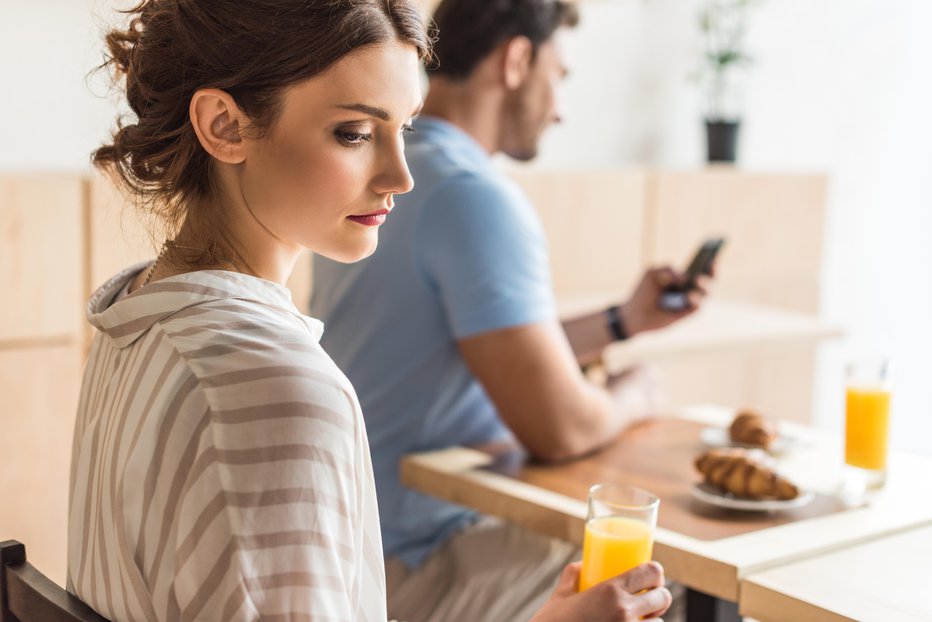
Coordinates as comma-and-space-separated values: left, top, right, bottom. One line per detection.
709, 50, 751, 68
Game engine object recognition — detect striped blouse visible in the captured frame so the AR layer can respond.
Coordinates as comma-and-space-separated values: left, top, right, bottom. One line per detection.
68, 265, 387, 622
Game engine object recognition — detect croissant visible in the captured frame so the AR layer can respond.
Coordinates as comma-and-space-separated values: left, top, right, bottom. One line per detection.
695, 448, 799, 500
729, 410, 779, 449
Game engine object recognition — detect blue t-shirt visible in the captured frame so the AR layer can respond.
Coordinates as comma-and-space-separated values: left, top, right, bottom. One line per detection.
311, 116, 556, 568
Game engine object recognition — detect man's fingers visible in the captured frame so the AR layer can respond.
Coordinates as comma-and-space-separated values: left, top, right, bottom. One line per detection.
650, 266, 678, 288
686, 275, 712, 309
686, 290, 705, 309
693, 274, 713, 295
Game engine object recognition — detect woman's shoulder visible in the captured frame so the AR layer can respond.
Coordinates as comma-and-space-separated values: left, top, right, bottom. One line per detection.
161, 297, 355, 412
162, 294, 321, 350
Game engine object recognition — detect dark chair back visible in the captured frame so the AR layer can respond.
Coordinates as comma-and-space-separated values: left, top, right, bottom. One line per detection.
0, 541, 110, 622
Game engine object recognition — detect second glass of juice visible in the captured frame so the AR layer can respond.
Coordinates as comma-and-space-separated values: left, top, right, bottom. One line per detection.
579, 483, 659, 592
844, 358, 893, 490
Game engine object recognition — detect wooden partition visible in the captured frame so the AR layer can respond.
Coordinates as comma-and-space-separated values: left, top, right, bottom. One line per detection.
86, 175, 153, 294
644, 169, 829, 421
508, 167, 648, 298
0, 344, 82, 586
0, 175, 84, 342
505, 166, 833, 424
646, 169, 828, 314
0, 174, 86, 586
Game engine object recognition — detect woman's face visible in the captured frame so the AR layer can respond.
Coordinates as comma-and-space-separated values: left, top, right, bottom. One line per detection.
239, 40, 422, 263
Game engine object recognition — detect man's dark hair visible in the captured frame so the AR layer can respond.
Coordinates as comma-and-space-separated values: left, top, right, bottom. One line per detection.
427, 0, 579, 79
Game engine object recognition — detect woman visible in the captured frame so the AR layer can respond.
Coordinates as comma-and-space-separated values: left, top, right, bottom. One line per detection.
70, 1, 671, 620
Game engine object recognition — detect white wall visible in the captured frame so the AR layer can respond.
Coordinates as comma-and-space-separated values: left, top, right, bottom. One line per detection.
2, 0, 930, 457
0, 0, 120, 171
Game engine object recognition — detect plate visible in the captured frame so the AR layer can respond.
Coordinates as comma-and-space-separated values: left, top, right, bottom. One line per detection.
690, 482, 815, 512
699, 426, 800, 454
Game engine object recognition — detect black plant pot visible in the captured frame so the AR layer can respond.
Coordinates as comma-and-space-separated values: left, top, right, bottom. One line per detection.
705, 119, 741, 163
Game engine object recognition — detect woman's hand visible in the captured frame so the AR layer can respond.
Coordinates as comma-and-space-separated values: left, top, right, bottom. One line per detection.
529, 561, 673, 622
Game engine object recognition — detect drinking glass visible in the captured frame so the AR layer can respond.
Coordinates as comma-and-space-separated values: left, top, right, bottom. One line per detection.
844, 358, 893, 491
578, 483, 659, 592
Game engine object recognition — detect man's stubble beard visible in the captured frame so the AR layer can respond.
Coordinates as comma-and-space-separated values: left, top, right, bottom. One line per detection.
501, 88, 544, 162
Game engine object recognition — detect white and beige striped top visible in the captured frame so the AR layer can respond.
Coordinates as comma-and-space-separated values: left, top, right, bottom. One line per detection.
68, 265, 387, 622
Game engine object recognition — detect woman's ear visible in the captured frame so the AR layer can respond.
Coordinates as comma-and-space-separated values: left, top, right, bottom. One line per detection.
189, 88, 249, 164
502, 36, 534, 90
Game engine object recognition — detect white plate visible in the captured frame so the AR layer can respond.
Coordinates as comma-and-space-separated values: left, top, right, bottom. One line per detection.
690, 482, 815, 512
699, 426, 800, 454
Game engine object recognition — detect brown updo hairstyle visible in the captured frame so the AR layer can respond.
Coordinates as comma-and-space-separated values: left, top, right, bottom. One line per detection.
94, 0, 431, 263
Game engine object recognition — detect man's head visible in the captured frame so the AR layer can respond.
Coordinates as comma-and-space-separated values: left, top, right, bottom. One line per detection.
428, 0, 579, 160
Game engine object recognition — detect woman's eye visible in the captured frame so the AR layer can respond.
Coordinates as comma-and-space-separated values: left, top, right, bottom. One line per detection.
336, 130, 372, 146
401, 124, 415, 137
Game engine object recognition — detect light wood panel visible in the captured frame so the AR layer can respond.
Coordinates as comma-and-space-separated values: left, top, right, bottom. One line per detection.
637, 349, 817, 425
647, 169, 828, 314
556, 297, 842, 359
86, 173, 154, 296
0, 343, 83, 587
0, 174, 84, 341
600, 299, 838, 423
558, 296, 841, 423
741, 524, 932, 622
524, 168, 831, 423
508, 166, 648, 298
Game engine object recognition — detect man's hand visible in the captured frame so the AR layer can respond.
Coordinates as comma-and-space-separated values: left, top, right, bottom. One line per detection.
620, 266, 712, 336
530, 561, 673, 622
606, 365, 664, 424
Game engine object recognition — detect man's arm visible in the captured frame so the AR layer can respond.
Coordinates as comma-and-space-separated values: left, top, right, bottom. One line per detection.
561, 267, 711, 365
457, 318, 659, 462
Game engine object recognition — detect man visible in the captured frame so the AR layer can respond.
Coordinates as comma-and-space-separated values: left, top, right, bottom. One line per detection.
311, 1, 702, 619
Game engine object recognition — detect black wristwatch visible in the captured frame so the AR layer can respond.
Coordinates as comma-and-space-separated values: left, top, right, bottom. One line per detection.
605, 304, 629, 341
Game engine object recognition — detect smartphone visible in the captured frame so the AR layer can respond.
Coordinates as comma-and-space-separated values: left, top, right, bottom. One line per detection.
658, 237, 726, 311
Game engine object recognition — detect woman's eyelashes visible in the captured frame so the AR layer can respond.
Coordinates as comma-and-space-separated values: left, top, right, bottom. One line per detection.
336, 129, 372, 147
335, 124, 416, 148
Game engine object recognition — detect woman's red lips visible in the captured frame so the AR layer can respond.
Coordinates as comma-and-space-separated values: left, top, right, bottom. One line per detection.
347, 208, 390, 227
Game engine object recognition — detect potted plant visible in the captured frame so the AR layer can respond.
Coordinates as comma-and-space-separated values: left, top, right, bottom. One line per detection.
696, 0, 759, 163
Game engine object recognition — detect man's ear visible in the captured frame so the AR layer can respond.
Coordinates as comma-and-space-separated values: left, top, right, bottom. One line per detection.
502, 36, 534, 90
189, 88, 248, 164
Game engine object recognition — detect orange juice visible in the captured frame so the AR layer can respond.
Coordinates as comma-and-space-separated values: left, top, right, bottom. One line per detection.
845, 385, 891, 470
579, 516, 653, 592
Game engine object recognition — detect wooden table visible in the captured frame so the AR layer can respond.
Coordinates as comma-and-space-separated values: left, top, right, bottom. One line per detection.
740, 523, 932, 622
401, 406, 932, 611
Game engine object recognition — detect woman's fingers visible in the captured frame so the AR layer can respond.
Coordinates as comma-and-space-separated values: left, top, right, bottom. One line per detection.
637, 586, 674, 619
552, 561, 583, 598
616, 561, 666, 594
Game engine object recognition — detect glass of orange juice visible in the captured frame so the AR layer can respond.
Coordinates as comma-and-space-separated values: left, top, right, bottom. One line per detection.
578, 483, 659, 592
844, 358, 893, 490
